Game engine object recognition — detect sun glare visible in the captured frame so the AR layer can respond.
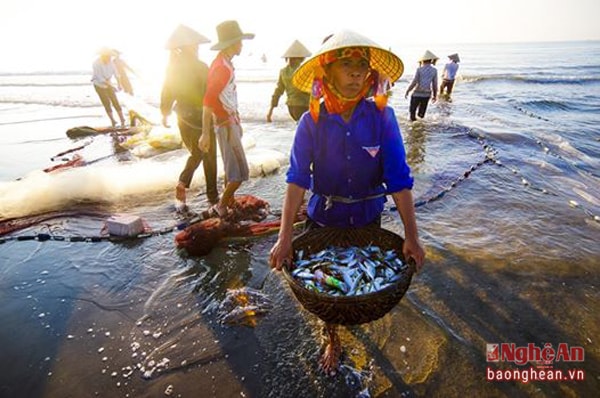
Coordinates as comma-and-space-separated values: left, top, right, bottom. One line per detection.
0, 0, 598, 73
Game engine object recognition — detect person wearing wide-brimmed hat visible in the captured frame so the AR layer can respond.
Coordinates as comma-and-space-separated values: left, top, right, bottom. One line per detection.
439, 53, 460, 100
269, 30, 426, 372
199, 20, 254, 218
405, 50, 439, 121
91, 47, 126, 128
160, 24, 219, 208
266, 40, 311, 122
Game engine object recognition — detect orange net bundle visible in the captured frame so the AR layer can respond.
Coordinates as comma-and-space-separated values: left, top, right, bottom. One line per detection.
175, 194, 306, 256
174, 217, 228, 256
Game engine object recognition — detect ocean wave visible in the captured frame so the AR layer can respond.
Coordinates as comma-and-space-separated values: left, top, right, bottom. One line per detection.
515, 99, 574, 112
0, 82, 90, 88
0, 115, 101, 127
461, 74, 600, 85
0, 73, 275, 86
0, 70, 89, 77
511, 98, 600, 116
0, 98, 98, 108
235, 76, 278, 83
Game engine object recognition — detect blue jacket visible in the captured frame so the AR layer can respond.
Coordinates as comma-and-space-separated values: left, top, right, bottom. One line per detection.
286, 99, 414, 227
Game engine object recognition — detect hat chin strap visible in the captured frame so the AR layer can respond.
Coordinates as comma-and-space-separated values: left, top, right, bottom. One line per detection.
322, 79, 370, 117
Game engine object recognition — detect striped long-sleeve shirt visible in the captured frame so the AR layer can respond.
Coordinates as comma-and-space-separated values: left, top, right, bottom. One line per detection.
406, 64, 438, 98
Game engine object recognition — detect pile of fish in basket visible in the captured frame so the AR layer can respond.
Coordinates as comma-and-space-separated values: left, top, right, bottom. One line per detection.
283, 226, 415, 325
291, 245, 407, 296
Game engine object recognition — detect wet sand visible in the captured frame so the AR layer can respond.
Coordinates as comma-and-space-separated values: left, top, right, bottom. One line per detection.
2, 228, 597, 398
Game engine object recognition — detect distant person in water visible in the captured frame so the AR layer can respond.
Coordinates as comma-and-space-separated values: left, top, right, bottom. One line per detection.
112, 49, 135, 96
161, 25, 219, 207
91, 47, 126, 128
439, 53, 460, 100
405, 50, 439, 121
266, 40, 311, 122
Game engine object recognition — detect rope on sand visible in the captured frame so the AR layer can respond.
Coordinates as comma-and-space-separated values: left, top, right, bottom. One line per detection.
0, 195, 306, 248
0, 219, 303, 246
0, 223, 181, 245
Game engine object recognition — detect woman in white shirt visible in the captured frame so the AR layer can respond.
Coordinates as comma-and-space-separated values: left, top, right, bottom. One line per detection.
91, 48, 126, 128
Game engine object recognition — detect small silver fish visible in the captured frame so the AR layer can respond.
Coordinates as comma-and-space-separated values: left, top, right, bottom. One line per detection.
292, 245, 408, 297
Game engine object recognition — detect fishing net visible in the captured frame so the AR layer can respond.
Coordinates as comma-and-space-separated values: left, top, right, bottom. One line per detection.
174, 195, 307, 256
0, 210, 111, 237
282, 226, 416, 325
174, 217, 228, 256
43, 154, 86, 173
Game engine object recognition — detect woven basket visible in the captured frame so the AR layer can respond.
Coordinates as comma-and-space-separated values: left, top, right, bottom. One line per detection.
282, 226, 415, 325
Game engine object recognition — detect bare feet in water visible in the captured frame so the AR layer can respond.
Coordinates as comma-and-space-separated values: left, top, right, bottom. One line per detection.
175, 182, 186, 203
320, 324, 341, 376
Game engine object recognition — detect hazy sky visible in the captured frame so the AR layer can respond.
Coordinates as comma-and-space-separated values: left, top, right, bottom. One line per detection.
1, 0, 598, 72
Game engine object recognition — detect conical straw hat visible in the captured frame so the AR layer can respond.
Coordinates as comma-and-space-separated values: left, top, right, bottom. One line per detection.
419, 50, 439, 62
292, 30, 404, 93
282, 40, 311, 58
165, 24, 210, 50
97, 47, 116, 56
448, 53, 460, 62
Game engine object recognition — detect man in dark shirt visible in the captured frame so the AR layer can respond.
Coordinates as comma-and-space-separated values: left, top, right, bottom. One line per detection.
161, 24, 219, 207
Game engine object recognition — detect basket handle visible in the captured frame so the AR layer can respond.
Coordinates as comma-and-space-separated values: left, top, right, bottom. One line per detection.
405, 257, 418, 277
